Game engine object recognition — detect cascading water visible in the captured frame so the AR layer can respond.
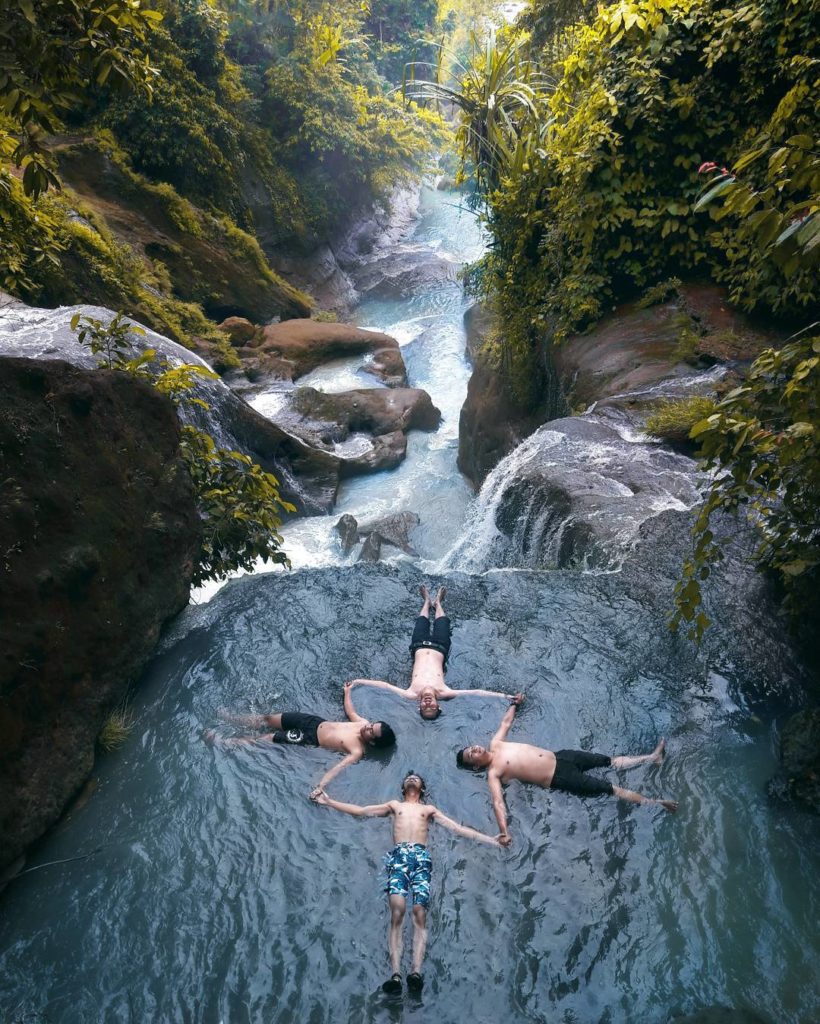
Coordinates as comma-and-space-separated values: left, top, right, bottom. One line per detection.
1, 185, 817, 1024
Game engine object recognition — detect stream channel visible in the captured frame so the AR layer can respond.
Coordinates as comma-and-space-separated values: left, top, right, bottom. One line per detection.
0, 185, 818, 1024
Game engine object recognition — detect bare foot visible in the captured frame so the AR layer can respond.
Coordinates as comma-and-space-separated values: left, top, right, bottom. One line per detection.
434, 586, 447, 605
659, 799, 678, 813
203, 729, 218, 746
419, 584, 431, 602
651, 738, 666, 764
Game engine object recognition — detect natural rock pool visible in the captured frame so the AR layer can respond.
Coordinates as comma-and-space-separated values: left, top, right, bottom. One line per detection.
1, 186, 817, 1024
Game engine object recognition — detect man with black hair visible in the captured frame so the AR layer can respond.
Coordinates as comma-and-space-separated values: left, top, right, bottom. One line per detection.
206, 682, 396, 794
456, 699, 677, 846
347, 585, 523, 719
311, 770, 502, 994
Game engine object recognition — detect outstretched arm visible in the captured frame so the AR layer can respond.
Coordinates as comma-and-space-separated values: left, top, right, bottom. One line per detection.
491, 699, 522, 743
488, 773, 512, 846
347, 678, 412, 699
313, 751, 362, 795
432, 807, 502, 846
343, 681, 366, 723
311, 791, 393, 817
443, 687, 525, 703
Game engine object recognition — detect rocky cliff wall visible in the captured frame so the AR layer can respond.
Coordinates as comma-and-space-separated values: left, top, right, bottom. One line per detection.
0, 358, 201, 872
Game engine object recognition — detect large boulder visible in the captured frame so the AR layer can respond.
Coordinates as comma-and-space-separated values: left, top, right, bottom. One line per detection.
352, 247, 459, 299
0, 358, 201, 872
459, 303, 564, 487
292, 386, 440, 436
458, 286, 783, 488
358, 512, 420, 555
0, 301, 341, 514
253, 319, 407, 385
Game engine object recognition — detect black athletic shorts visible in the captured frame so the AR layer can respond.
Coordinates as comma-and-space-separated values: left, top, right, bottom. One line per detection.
409, 615, 451, 663
272, 712, 325, 746
550, 750, 613, 797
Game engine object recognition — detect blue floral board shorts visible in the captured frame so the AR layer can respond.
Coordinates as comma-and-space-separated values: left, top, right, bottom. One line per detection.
384, 843, 432, 907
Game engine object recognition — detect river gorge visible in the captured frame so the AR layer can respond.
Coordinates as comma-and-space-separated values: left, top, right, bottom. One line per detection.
0, 183, 817, 1024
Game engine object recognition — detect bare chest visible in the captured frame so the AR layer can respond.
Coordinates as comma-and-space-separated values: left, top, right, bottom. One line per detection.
497, 743, 556, 786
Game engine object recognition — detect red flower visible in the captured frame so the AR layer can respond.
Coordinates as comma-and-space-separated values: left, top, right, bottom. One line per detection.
698, 161, 718, 174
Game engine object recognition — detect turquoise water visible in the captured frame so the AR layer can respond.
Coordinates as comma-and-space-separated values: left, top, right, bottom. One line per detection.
0, 564, 816, 1023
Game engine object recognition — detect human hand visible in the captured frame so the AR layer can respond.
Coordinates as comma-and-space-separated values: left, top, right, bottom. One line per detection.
310, 787, 327, 803
510, 693, 525, 706
497, 832, 512, 847
344, 679, 356, 691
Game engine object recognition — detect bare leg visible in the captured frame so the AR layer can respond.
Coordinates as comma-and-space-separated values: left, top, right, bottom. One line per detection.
418, 585, 431, 618
611, 785, 678, 813
204, 731, 277, 747
433, 587, 447, 618
410, 905, 428, 974
388, 895, 406, 975
610, 738, 665, 770
218, 711, 283, 731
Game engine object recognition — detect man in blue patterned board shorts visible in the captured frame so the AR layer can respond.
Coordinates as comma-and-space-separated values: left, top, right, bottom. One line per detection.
312, 771, 503, 995
456, 699, 677, 847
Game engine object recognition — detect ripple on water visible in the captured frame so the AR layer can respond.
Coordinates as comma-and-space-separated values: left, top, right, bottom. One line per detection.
0, 565, 817, 1024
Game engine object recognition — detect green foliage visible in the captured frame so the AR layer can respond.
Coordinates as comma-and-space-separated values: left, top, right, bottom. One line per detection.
635, 276, 682, 309
72, 311, 294, 585
406, 33, 552, 195
98, 703, 135, 751
365, 0, 439, 81
70, 311, 147, 368
645, 395, 717, 444
180, 426, 295, 585
263, 52, 444, 231
0, 0, 161, 197
450, 0, 817, 404
673, 329, 819, 639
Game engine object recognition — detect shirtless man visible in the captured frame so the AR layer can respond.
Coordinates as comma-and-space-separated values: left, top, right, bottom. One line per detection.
311, 771, 502, 994
348, 585, 523, 719
456, 700, 677, 846
205, 684, 396, 793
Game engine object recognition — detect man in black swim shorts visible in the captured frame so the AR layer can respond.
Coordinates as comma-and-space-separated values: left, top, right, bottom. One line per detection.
206, 687, 397, 793
346, 585, 522, 720
455, 699, 677, 845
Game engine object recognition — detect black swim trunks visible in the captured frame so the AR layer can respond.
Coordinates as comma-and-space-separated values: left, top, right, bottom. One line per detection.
271, 712, 325, 746
550, 750, 613, 797
409, 615, 451, 664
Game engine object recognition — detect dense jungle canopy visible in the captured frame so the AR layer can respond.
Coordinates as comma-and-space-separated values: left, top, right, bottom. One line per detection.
0, 0, 817, 630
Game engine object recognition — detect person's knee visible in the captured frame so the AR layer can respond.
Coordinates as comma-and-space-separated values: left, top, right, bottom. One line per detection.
390, 904, 405, 926
412, 905, 427, 926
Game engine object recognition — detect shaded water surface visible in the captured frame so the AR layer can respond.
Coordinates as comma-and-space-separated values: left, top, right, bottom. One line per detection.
1, 565, 817, 1023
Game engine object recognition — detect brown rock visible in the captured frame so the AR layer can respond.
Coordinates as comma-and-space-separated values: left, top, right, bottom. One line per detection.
292, 387, 441, 436
551, 283, 783, 410
335, 514, 359, 553
258, 320, 404, 381
218, 317, 258, 347
358, 512, 420, 554
338, 431, 407, 478
357, 533, 382, 562
361, 346, 408, 387
0, 358, 201, 872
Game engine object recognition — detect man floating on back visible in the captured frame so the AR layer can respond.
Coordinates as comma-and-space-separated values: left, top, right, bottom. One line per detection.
456, 699, 677, 846
311, 770, 502, 994
347, 585, 523, 719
